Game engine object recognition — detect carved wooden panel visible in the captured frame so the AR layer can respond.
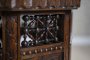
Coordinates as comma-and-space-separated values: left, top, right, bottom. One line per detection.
20, 14, 64, 48
32, 0, 46, 9
0, 0, 81, 60
47, 0, 56, 8
21, 43, 63, 60
24, 53, 63, 60
5, 16, 18, 60
2, 0, 80, 9
44, 54, 61, 60
22, 0, 33, 8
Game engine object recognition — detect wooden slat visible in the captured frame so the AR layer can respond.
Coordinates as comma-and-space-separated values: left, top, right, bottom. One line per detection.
22, 50, 62, 60
17, 15, 21, 60
2, 16, 6, 60
21, 42, 63, 51
21, 42, 64, 60
64, 11, 71, 60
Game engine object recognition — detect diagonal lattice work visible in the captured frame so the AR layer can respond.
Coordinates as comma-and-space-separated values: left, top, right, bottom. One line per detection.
21, 14, 64, 48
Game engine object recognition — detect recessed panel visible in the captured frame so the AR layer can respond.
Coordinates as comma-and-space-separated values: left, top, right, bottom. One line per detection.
20, 14, 64, 48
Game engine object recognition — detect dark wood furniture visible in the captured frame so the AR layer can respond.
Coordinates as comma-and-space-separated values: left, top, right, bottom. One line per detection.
0, 0, 81, 60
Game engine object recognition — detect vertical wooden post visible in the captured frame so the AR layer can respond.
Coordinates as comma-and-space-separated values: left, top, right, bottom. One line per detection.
17, 14, 21, 60
2, 15, 6, 60
64, 11, 72, 60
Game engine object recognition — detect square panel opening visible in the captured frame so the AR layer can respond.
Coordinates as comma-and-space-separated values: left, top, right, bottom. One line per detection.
20, 14, 64, 48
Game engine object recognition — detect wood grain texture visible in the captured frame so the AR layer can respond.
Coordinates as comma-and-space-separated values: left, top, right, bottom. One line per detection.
2, 11, 72, 60
0, 0, 81, 60
64, 11, 71, 60
2, 15, 18, 60
0, 0, 80, 10
2, 16, 6, 60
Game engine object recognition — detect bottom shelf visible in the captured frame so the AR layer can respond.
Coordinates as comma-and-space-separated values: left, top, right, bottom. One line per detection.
21, 42, 64, 60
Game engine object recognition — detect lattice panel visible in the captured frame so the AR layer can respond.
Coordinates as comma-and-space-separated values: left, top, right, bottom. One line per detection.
20, 14, 64, 48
